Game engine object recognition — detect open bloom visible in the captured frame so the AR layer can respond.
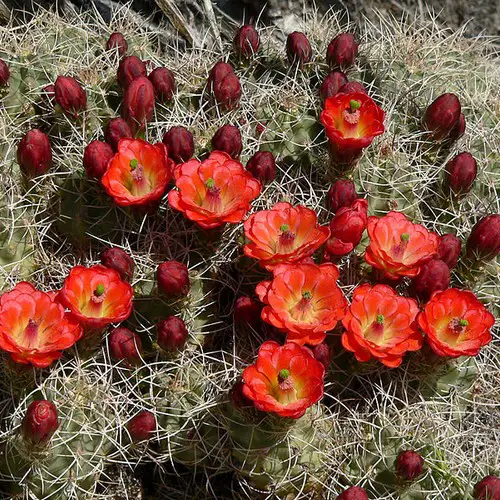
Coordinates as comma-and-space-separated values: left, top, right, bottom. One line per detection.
243, 202, 330, 270
59, 265, 133, 328
256, 263, 347, 345
342, 284, 422, 367
242, 341, 325, 418
320, 92, 385, 164
365, 212, 439, 280
101, 138, 173, 207
417, 288, 494, 357
168, 151, 261, 229
0, 283, 82, 368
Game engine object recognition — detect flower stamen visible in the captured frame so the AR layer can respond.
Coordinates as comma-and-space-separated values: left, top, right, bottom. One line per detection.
278, 368, 294, 391
92, 284, 106, 303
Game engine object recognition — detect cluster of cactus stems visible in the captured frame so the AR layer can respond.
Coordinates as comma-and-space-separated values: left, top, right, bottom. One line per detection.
0, 4, 498, 499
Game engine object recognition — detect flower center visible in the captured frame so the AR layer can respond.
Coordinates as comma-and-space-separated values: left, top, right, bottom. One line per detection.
25, 319, 39, 340
376, 314, 384, 324
278, 369, 294, 391
130, 158, 144, 182
92, 284, 106, 303
279, 224, 296, 248
392, 233, 410, 259
343, 100, 361, 125
302, 291, 312, 301
400, 233, 410, 242
449, 317, 468, 334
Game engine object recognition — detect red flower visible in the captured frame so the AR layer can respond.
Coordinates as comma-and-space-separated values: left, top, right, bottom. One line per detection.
256, 263, 347, 345
365, 212, 439, 280
101, 138, 173, 207
320, 92, 385, 164
168, 151, 261, 229
417, 288, 494, 358
242, 341, 325, 418
342, 284, 422, 368
0, 282, 82, 368
59, 265, 133, 328
243, 202, 330, 270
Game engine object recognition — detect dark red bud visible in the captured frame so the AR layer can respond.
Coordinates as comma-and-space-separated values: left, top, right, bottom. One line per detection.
410, 259, 450, 303
213, 72, 242, 111
337, 486, 369, 500
162, 126, 194, 163
466, 215, 500, 262
474, 475, 500, 500
437, 234, 461, 269
211, 125, 242, 158
327, 33, 358, 69
100, 247, 135, 282
54, 76, 87, 117
104, 117, 133, 152
208, 62, 235, 90
121, 76, 155, 132
445, 152, 477, 195
83, 140, 114, 179
320, 71, 348, 104
312, 343, 331, 370
0, 58, 10, 86
338, 81, 367, 94
148, 67, 176, 103
246, 151, 276, 184
234, 25, 260, 58
127, 410, 156, 442
106, 32, 128, 58
229, 380, 253, 408
22, 400, 58, 445
117, 55, 147, 89
157, 260, 190, 297
396, 450, 424, 481
40, 84, 55, 109
327, 179, 358, 213
422, 93, 461, 141
255, 121, 266, 136
108, 327, 142, 366
157, 315, 189, 351
449, 112, 466, 141
233, 296, 262, 326
286, 32, 312, 67
17, 129, 52, 178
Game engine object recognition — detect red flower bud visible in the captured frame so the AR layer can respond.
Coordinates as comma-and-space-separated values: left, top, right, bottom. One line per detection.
127, 410, 156, 442
234, 25, 260, 58
0, 58, 10, 86
396, 450, 424, 481
409, 258, 450, 303
83, 140, 114, 179
327, 33, 358, 70
106, 32, 128, 58
208, 62, 234, 90
255, 121, 266, 136
437, 234, 461, 269
233, 296, 262, 326
312, 343, 331, 370
54, 76, 87, 117
422, 93, 461, 141
246, 151, 276, 184
286, 32, 312, 67
229, 380, 253, 408
474, 475, 500, 500
157, 315, 189, 351
449, 112, 466, 141
108, 327, 142, 366
213, 72, 242, 111
22, 400, 58, 445
466, 214, 500, 262
40, 84, 55, 109
157, 260, 190, 297
121, 76, 155, 132
100, 247, 135, 282
211, 125, 242, 159
320, 71, 348, 104
338, 81, 367, 94
17, 128, 52, 178
148, 67, 176, 103
445, 152, 477, 196
117, 55, 147, 89
162, 126, 194, 163
104, 117, 133, 152
337, 486, 369, 500
327, 179, 358, 213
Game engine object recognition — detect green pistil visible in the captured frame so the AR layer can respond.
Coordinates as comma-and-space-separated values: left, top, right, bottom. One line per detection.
94, 284, 105, 296
302, 291, 312, 300
376, 314, 385, 324
206, 178, 216, 189
280, 224, 290, 232
350, 99, 361, 110
130, 158, 138, 170
400, 233, 410, 242
278, 369, 290, 381
459, 319, 469, 327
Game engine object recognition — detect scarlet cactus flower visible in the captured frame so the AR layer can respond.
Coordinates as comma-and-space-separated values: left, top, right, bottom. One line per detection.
474, 476, 500, 500
325, 198, 368, 257
157, 260, 190, 297
117, 55, 146, 89
233, 296, 262, 327
396, 450, 424, 481
104, 117, 133, 152
83, 140, 114, 179
100, 247, 135, 282
0, 58, 10, 86
365, 211, 439, 280
337, 486, 369, 500
157, 315, 189, 351
409, 258, 450, 303
211, 125, 242, 158
449, 112, 466, 141
319, 71, 348, 104
417, 288, 494, 358
106, 32, 128, 57
168, 151, 261, 229
321, 92, 385, 164
54, 76, 87, 117
422, 93, 461, 141
246, 151, 276, 184
286, 32, 312, 67
148, 67, 176, 103
234, 25, 260, 58
128, 410, 156, 442
445, 152, 477, 195
256, 263, 347, 345
465, 214, 500, 262
101, 138, 173, 207
108, 327, 142, 366
327, 179, 358, 213
162, 126, 194, 164
59, 265, 134, 329
342, 284, 422, 368
326, 33, 358, 70
339, 81, 367, 94
121, 76, 155, 132
17, 129, 52, 178
242, 340, 325, 418
243, 202, 330, 270
437, 233, 461, 269
22, 400, 59, 445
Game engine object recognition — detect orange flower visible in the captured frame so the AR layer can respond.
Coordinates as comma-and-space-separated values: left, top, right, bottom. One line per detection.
256, 263, 347, 345
59, 265, 133, 328
365, 212, 439, 280
342, 284, 422, 367
320, 92, 385, 164
0, 282, 83, 368
417, 288, 494, 357
101, 138, 173, 207
242, 341, 325, 418
243, 202, 330, 270
168, 151, 261, 229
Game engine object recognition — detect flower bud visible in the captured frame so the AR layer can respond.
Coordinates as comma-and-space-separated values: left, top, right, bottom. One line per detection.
208, 61, 234, 90
437, 234, 461, 269
148, 67, 176, 103
83, 140, 114, 179
338, 81, 367, 94
234, 296, 262, 327
211, 124, 243, 158
104, 117, 133, 152
312, 343, 331, 370
327, 179, 358, 213
157, 315, 189, 352
286, 32, 312, 67
229, 380, 253, 408
0, 58, 10, 86
234, 25, 260, 58
121, 76, 155, 132
466, 214, 500, 262
409, 259, 450, 303
337, 486, 369, 500
445, 152, 477, 196
422, 93, 461, 141
474, 475, 500, 500
449, 112, 466, 141
162, 126, 194, 163
40, 84, 55, 109
21, 400, 58, 445
320, 71, 348, 104
108, 327, 142, 366
54, 76, 87, 117
117, 55, 147, 89
327, 33, 358, 69
213, 72, 242, 111
106, 32, 128, 58
246, 151, 276, 184
396, 450, 424, 481
17, 128, 52, 178
157, 260, 190, 297
100, 247, 135, 282
127, 410, 156, 442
